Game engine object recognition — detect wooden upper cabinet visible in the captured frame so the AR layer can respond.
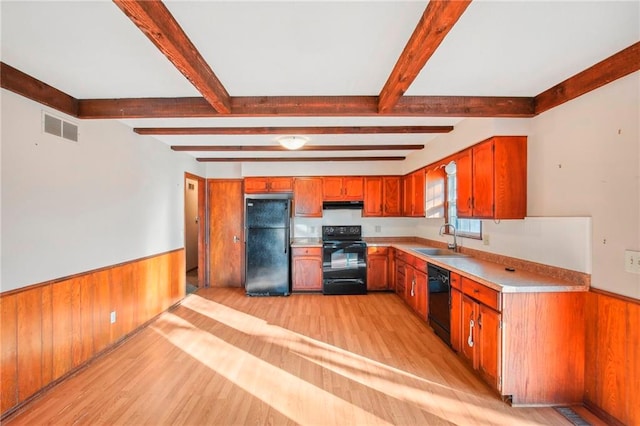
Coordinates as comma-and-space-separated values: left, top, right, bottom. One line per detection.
455, 149, 473, 218
402, 170, 425, 217
363, 177, 383, 217
293, 177, 323, 217
323, 176, 363, 201
457, 136, 527, 219
383, 176, 402, 216
244, 177, 293, 194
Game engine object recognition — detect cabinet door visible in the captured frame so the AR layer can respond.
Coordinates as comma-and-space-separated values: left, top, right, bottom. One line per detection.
383, 176, 402, 216
402, 175, 412, 216
472, 140, 495, 218
363, 177, 383, 217
323, 177, 344, 201
244, 177, 269, 194
414, 269, 428, 319
291, 248, 323, 291
450, 287, 462, 352
461, 295, 477, 368
395, 261, 406, 296
294, 178, 323, 217
388, 248, 396, 291
366, 254, 389, 291
411, 170, 425, 217
343, 177, 364, 200
456, 150, 473, 218
478, 304, 502, 391
268, 177, 293, 193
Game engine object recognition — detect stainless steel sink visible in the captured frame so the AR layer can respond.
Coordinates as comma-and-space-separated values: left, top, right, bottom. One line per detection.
411, 247, 469, 257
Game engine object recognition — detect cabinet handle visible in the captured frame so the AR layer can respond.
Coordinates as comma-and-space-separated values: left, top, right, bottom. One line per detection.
233, 235, 240, 243
411, 278, 415, 297
468, 318, 475, 347
467, 198, 472, 209
477, 313, 482, 328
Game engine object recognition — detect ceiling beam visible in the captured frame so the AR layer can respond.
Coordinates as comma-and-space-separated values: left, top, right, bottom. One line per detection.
78, 95, 533, 118
535, 41, 640, 115
135, 126, 453, 135
197, 156, 406, 162
113, 0, 231, 114
171, 144, 424, 152
377, 0, 472, 113
0, 62, 79, 117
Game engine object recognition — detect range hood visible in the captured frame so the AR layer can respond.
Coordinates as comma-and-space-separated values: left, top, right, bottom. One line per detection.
322, 200, 364, 210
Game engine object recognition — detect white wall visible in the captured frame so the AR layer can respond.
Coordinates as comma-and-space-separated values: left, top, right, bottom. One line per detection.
405, 72, 640, 298
207, 159, 403, 178
1, 90, 205, 292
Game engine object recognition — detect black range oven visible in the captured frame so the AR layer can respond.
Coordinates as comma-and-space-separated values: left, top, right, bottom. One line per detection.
322, 226, 367, 295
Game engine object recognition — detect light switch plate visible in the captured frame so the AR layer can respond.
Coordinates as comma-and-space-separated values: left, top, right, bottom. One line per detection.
624, 250, 640, 274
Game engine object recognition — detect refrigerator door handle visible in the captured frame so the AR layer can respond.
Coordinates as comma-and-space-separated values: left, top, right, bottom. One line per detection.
285, 228, 289, 254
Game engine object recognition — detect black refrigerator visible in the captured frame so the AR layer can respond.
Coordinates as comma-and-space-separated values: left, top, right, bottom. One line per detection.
245, 198, 291, 296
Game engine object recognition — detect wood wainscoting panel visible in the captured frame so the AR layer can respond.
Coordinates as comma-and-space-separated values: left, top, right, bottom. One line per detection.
0, 249, 184, 419
51, 279, 73, 381
585, 289, 640, 426
16, 287, 43, 402
0, 294, 18, 413
628, 301, 640, 425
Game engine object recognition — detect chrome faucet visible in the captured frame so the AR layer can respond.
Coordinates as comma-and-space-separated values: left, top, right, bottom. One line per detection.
439, 223, 458, 252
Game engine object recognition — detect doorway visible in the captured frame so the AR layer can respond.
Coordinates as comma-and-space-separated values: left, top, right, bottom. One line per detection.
184, 172, 206, 293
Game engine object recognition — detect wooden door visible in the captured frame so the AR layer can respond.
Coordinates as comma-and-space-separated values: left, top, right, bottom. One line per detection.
294, 178, 323, 217
383, 176, 402, 216
478, 304, 502, 391
472, 140, 495, 218
363, 177, 383, 217
208, 179, 244, 287
343, 177, 364, 200
456, 150, 473, 218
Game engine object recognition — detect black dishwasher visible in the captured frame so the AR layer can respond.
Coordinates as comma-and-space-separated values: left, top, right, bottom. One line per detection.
428, 263, 451, 345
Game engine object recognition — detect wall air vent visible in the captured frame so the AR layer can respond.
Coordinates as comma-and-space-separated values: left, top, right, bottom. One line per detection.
42, 111, 78, 142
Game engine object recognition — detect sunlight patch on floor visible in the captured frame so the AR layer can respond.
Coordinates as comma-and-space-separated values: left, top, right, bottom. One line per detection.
151, 312, 393, 425
178, 294, 550, 426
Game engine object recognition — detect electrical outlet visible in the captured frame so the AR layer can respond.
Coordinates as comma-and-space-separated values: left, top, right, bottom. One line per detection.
375, 225, 382, 233
110, 311, 117, 324
483, 233, 490, 246
624, 250, 640, 274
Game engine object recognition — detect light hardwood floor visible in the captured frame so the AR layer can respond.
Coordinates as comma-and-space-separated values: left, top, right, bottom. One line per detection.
5, 288, 598, 425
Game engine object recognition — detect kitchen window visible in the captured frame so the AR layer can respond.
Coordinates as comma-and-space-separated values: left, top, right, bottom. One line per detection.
445, 162, 481, 239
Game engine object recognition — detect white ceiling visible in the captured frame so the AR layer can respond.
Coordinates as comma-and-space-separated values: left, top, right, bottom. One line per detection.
1, 0, 639, 160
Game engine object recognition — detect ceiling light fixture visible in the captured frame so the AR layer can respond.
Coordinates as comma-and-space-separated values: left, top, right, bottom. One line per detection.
278, 136, 308, 150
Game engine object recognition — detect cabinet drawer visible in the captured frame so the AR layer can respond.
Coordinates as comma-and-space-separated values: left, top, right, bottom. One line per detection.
368, 246, 389, 255
292, 247, 322, 257
395, 250, 415, 266
450, 272, 461, 290
461, 277, 501, 311
413, 257, 427, 272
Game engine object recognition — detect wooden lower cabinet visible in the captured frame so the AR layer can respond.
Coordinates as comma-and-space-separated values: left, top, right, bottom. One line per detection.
366, 246, 389, 291
460, 294, 501, 390
453, 275, 585, 405
291, 247, 322, 291
394, 251, 427, 319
